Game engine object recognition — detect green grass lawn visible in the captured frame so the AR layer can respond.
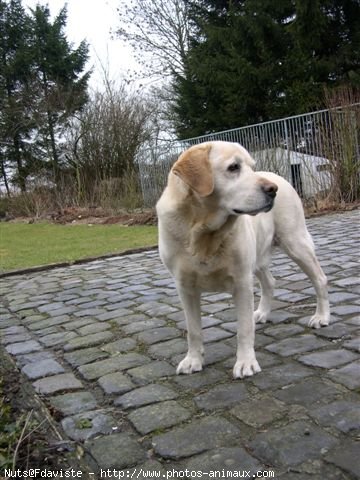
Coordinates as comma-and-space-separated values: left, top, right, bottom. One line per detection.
0, 222, 158, 272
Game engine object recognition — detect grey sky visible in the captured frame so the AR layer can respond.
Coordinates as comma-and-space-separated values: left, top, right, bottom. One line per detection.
23, 0, 138, 89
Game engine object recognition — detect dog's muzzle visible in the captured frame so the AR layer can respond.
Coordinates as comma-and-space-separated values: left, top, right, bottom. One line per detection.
233, 203, 274, 216
233, 180, 278, 216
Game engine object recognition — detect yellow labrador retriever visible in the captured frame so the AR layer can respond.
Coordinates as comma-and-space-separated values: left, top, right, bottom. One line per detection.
156, 141, 330, 379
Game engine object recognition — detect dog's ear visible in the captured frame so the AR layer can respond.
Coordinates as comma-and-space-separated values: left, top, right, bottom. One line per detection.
172, 144, 214, 197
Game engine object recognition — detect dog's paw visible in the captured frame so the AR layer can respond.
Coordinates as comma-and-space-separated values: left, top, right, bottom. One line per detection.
308, 313, 330, 329
233, 353, 261, 379
253, 309, 268, 324
176, 353, 203, 375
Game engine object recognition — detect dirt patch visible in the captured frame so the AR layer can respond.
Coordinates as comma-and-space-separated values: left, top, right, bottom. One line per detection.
101, 210, 157, 226
303, 199, 360, 218
5, 207, 158, 226
54, 208, 157, 226
3, 202, 359, 226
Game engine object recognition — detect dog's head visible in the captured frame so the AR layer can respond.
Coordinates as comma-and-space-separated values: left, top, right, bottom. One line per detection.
171, 141, 277, 216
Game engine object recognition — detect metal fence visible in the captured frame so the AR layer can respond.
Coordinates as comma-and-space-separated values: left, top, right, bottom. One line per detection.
137, 104, 360, 206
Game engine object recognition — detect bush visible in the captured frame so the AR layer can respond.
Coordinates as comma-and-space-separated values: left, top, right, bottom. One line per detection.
95, 171, 143, 212
0, 168, 144, 218
0, 188, 56, 218
322, 86, 360, 203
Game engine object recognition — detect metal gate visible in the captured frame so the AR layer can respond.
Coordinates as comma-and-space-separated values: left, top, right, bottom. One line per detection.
137, 104, 360, 206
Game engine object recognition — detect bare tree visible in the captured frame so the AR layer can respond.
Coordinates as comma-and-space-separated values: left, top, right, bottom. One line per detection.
64, 79, 161, 209
115, 0, 191, 78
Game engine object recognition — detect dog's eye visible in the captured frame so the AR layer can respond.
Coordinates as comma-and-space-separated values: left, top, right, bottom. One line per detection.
227, 163, 240, 173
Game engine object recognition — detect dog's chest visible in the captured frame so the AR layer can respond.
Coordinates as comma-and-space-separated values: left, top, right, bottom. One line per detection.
195, 269, 235, 292
180, 254, 239, 293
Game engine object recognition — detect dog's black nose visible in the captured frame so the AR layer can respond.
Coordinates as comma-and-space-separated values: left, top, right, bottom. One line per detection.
262, 182, 278, 198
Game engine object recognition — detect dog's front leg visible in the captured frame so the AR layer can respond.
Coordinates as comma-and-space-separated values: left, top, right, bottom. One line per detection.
233, 278, 261, 379
176, 286, 204, 374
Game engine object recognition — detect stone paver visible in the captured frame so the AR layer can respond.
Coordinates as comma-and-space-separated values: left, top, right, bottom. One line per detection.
63, 331, 114, 351
0, 210, 359, 477
127, 360, 175, 385
298, 348, 359, 368
63, 347, 109, 367
33, 372, 83, 394
61, 410, 114, 441
327, 360, 360, 389
136, 327, 181, 345
114, 383, 178, 409
173, 368, 224, 389
265, 334, 329, 356
49, 391, 97, 415
22, 358, 65, 379
231, 396, 287, 427
77, 353, 150, 380
250, 362, 313, 390
325, 440, 360, 478
97, 371, 136, 394
272, 377, 344, 407
309, 399, 360, 433
194, 383, 248, 410
5, 340, 42, 355
249, 420, 338, 467
182, 447, 263, 473
128, 400, 191, 434
87, 433, 146, 470
152, 417, 240, 459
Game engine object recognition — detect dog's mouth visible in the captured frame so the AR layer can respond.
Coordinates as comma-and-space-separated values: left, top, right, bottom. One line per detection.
233, 202, 274, 216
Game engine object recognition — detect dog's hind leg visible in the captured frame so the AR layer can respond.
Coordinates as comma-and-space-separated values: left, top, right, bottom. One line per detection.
254, 267, 275, 324
176, 287, 204, 374
280, 233, 330, 328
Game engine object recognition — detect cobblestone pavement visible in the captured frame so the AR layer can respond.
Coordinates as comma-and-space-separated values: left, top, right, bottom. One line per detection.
1, 210, 359, 479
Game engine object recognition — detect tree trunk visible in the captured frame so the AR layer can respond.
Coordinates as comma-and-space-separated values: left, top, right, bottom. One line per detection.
42, 71, 60, 186
0, 156, 11, 197
47, 109, 60, 185
14, 134, 26, 192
